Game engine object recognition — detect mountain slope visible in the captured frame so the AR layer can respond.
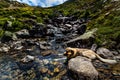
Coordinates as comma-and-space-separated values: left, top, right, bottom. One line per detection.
16, 0, 68, 7
0, 0, 120, 48
55, 0, 120, 48
0, 0, 28, 8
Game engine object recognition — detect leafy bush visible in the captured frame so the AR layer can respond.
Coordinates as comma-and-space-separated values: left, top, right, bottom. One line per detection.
112, 16, 120, 27
0, 30, 4, 37
12, 20, 24, 31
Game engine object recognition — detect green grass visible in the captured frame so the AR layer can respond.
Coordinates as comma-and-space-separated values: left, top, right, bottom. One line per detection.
0, 0, 120, 48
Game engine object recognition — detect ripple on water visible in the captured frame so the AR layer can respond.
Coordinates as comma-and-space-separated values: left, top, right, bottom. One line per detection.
0, 52, 67, 80
0, 56, 19, 80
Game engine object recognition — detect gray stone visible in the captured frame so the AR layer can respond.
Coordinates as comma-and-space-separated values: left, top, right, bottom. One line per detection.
1, 31, 17, 42
0, 46, 10, 52
29, 23, 47, 37
77, 24, 87, 35
65, 24, 72, 28
68, 56, 98, 80
20, 55, 35, 63
15, 29, 30, 38
64, 28, 98, 44
96, 47, 114, 58
91, 44, 97, 51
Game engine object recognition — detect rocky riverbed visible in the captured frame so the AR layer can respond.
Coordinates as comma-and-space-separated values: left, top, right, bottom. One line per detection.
0, 15, 120, 80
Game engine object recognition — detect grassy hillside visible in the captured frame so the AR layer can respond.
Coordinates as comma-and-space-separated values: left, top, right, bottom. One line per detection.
0, 0, 120, 48
52, 0, 120, 48
0, 0, 53, 32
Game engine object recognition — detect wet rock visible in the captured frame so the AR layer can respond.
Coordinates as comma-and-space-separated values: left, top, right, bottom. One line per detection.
0, 56, 19, 80
91, 44, 98, 51
46, 25, 62, 37
1, 31, 17, 43
56, 17, 69, 24
64, 28, 98, 44
77, 24, 87, 35
54, 34, 64, 43
70, 19, 80, 25
111, 50, 119, 55
96, 47, 114, 58
12, 41, 23, 50
77, 28, 97, 40
22, 40, 36, 46
111, 63, 120, 76
0, 46, 10, 52
29, 23, 47, 37
54, 67, 60, 73
15, 29, 30, 38
20, 55, 35, 63
39, 67, 48, 74
16, 55, 36, 71
46, 24, 54, 28
112, 0, 119, 2
16, 62, 35, 73
41, 50, 58, 56
46, 28, 55, 36
42, 59, 50, 65
114, 55, 120, 61
28, 45, 41, 55
51, 69, 67, 80
65, 24, 72, 28
68, 56, 98, 80
39, 41, 52, 50
43, 77, 49, 80
48, 70, 54, 76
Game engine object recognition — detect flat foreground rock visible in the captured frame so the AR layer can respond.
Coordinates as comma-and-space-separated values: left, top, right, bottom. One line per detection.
68, 56, 98, 80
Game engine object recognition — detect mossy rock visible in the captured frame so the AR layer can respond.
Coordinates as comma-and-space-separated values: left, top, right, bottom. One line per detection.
1, 31, 17, 42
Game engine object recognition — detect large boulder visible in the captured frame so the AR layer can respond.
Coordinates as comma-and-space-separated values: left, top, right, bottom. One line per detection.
64, 28, 98, 47
29, 23, 47, 37
77, 24, 87, 35
68, 56, 98, 80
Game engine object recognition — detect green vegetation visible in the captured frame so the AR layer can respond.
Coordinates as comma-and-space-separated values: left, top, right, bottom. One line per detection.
0, 0, 120, 48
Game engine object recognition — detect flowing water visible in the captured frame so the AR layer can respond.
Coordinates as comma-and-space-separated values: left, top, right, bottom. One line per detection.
0, 39, 68, 80
0, 38, 120, 80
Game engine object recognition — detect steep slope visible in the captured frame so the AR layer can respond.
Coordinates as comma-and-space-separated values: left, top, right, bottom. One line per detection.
53, 0, 120, 48
0, 0, 120, 48
0, 0, 51, 31
0, 0, 28, 8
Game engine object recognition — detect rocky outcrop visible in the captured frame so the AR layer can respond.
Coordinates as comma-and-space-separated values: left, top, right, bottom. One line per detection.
1, 31, 17, 43
15, 29, 30, 38
68, 56, 98, 80
29, 23, 47, 37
